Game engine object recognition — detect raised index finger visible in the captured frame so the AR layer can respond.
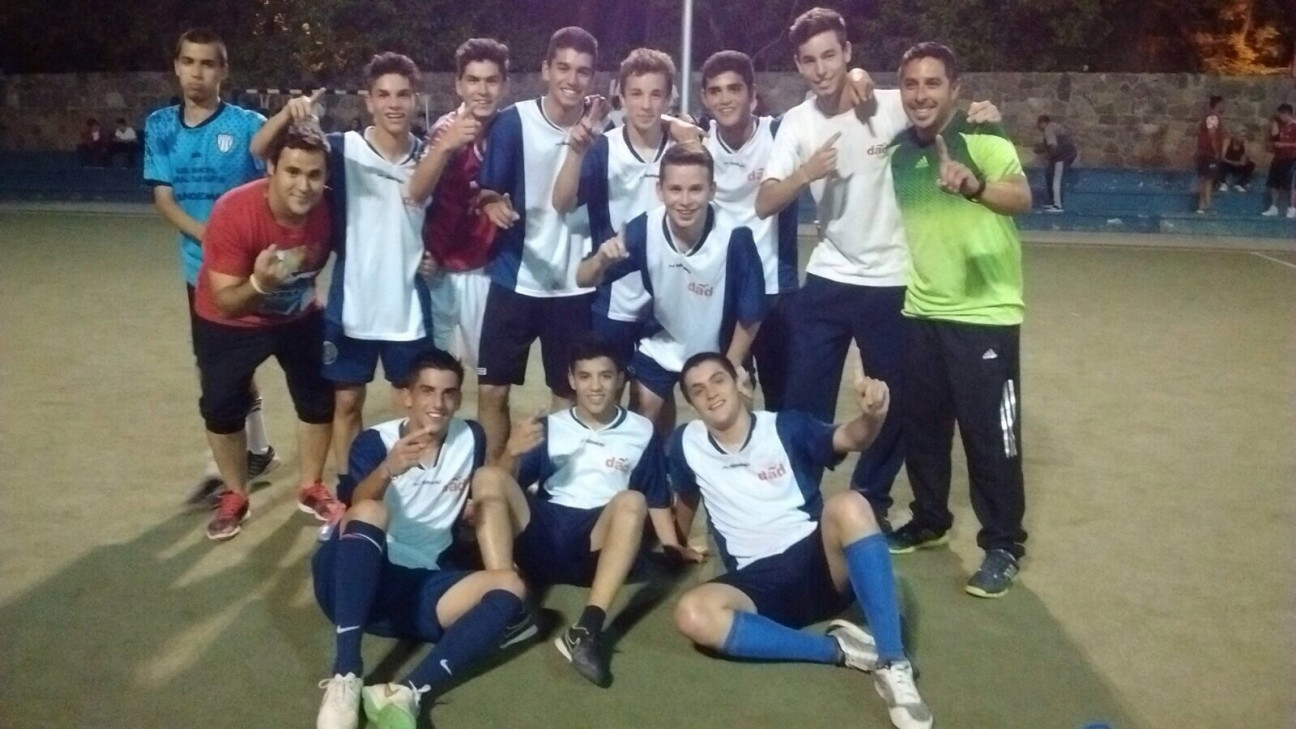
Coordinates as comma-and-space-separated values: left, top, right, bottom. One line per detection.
818, 131, 842, 152
308, 88, 326, 104
934, 134, 951, 163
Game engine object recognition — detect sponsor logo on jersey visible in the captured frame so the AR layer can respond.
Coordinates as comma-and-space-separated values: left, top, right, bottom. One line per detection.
605, 456, 631, 474
687, 281, 714, 297
216, 133, 235, 154
756, 462, 787, 482
866, 143, 887, 156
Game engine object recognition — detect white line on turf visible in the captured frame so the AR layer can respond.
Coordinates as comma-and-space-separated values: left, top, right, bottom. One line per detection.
1249, 252, 1296, 270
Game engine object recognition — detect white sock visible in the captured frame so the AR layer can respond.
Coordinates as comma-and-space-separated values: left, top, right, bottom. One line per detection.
246, 397, 271, 454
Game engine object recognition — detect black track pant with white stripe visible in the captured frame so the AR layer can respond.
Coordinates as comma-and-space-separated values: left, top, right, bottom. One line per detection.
901, 317, 1027, 558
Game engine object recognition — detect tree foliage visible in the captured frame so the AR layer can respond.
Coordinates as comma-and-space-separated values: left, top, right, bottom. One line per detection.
1, 0, 1290, 78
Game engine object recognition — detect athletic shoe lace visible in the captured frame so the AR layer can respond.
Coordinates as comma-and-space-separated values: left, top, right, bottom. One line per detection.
880, 662, 921, 705
319, 676, 360, 708
214, 492, 246, 521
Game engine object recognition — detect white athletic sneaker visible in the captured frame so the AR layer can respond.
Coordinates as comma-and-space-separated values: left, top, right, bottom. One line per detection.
873, 660, 933, 729
1218, 183, 1227, 192
825, 619, 878, 672
1261, 206, 1279, 216
1234, 184, 1246, 192
1286, 207, 1295, 219
361, 683, 421, 729
316, 673, 363, 729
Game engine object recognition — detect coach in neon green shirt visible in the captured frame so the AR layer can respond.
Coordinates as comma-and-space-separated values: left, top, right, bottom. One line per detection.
885, 42, 1032, 599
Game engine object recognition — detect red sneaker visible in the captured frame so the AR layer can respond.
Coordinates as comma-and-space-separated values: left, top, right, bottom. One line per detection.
206, 491, 250, 541
298, 481, 345, 523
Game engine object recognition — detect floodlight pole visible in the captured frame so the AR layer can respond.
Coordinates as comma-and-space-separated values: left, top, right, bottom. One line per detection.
680, 0, 694, 114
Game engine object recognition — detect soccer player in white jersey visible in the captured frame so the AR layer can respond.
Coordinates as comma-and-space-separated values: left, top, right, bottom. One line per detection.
144, 28, 278, 504
476, 27, 601, 463
313, 350, 531, 729
410, 38, 511, 379
698, 50, 800, 410
755, 7, 999, 531
577, 143, 767, 439
671, 352, 932, 729
552, 48, 677, 369
254, 53, 436, 511
469, 338, 702, 687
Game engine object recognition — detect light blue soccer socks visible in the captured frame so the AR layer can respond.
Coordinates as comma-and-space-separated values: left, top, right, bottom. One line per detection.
843, 533, 906, 662
720, 611, 841, 664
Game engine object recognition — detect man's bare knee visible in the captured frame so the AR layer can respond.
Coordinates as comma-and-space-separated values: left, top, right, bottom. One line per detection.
673, 594, 724, 647
479, 384, 510, 408
824, 491, 878, 535
345, 499, 389, 529
610, 489, 648, 520
472, 465, 513, 499
484, 568, 526, 599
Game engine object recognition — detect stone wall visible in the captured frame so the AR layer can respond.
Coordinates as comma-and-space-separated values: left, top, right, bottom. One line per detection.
2, 71, 1292, 169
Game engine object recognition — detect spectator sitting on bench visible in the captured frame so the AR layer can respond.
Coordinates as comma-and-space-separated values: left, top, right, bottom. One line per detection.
78, 118, 110, 167
111, 118, 139, 168
1217, 136, 1254, 192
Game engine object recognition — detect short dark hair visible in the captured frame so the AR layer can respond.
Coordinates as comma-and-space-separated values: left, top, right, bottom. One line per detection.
364, 52, 420, 91
789, 7, 848, 51
619, 48, 676, 96
1208, 95, 1224, 108
1277, 103, 1293, 114
266, 118, 330, 165
401, 349, 466, 389
569, 336, 626, 373
899, 42, 960, 83
679, 352, 737, 404
1037, 114, 1051, 124
546, 26, 598, 64
701, 50, 755, 91
174, 28, 227, 67
456, 38, 510, 79
660, 141, 714, 181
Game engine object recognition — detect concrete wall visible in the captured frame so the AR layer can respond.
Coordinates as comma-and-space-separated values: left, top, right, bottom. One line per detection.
2, 71, 1292, 169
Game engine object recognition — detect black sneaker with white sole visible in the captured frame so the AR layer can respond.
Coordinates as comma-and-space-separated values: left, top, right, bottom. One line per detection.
555, 626, 610, 687
965, 549, 1019, 598
499, 604, 539, 649
247, 446, 280, 481
886, 522, 949, 554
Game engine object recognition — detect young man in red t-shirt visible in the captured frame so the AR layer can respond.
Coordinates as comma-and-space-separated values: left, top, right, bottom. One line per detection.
1195, 95, 1224, 214
408, 38, 510, 380
194, 120, 341, 541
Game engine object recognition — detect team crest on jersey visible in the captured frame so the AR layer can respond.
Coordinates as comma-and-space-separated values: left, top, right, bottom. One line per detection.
216, 133, 235, 153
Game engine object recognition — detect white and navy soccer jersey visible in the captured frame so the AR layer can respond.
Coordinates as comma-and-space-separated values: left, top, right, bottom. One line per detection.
143, 102, 266, 284
517, 407, 668, 510
323, 130, 433, 341
670, 410, 843, 571
602, 206, 767, 373
478, 99, 594, 298
705, 116, 799, 295
342, 418, 486, 570
580, 127, 671, 323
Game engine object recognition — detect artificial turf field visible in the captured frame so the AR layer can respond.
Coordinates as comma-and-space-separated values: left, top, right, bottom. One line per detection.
0, 211, 1291, 728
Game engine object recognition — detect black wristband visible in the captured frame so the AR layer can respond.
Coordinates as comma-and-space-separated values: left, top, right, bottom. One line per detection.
964, 174, 987, 201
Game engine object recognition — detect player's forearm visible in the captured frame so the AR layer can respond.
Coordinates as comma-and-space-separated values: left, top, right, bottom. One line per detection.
674, 493, 700, 542
153, 192, 205, 240
211, 278, 267, 318
832, 413, 885, 455
649, 508, 682, 548
249, 108, 294, 160
407, 143, 453, 203
974, 177, 1032, 216
551, 151, 584, 213
575, 255, 612, 288
755, 175, 805, 219
725, 320, 761, 366
350, 465, 394, 504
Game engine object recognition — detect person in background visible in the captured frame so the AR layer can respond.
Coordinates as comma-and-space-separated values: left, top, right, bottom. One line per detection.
1261, 103, 1295, 218
111, 118, 139, 168
1217, 135, 1254, 192
1194, 95, 1224, 215
78, 118, 109, 166
1034, 114, 1077, 212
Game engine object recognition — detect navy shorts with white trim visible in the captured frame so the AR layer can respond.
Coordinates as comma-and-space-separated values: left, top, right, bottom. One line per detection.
709, 526, 852, 628
513, 498, 606, 586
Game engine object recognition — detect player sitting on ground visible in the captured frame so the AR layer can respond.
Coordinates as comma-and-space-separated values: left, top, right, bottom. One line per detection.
469, 338, 703, 687
576, 143, 767, 439
670, 352, 932, 729
313, 349, 532, 729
